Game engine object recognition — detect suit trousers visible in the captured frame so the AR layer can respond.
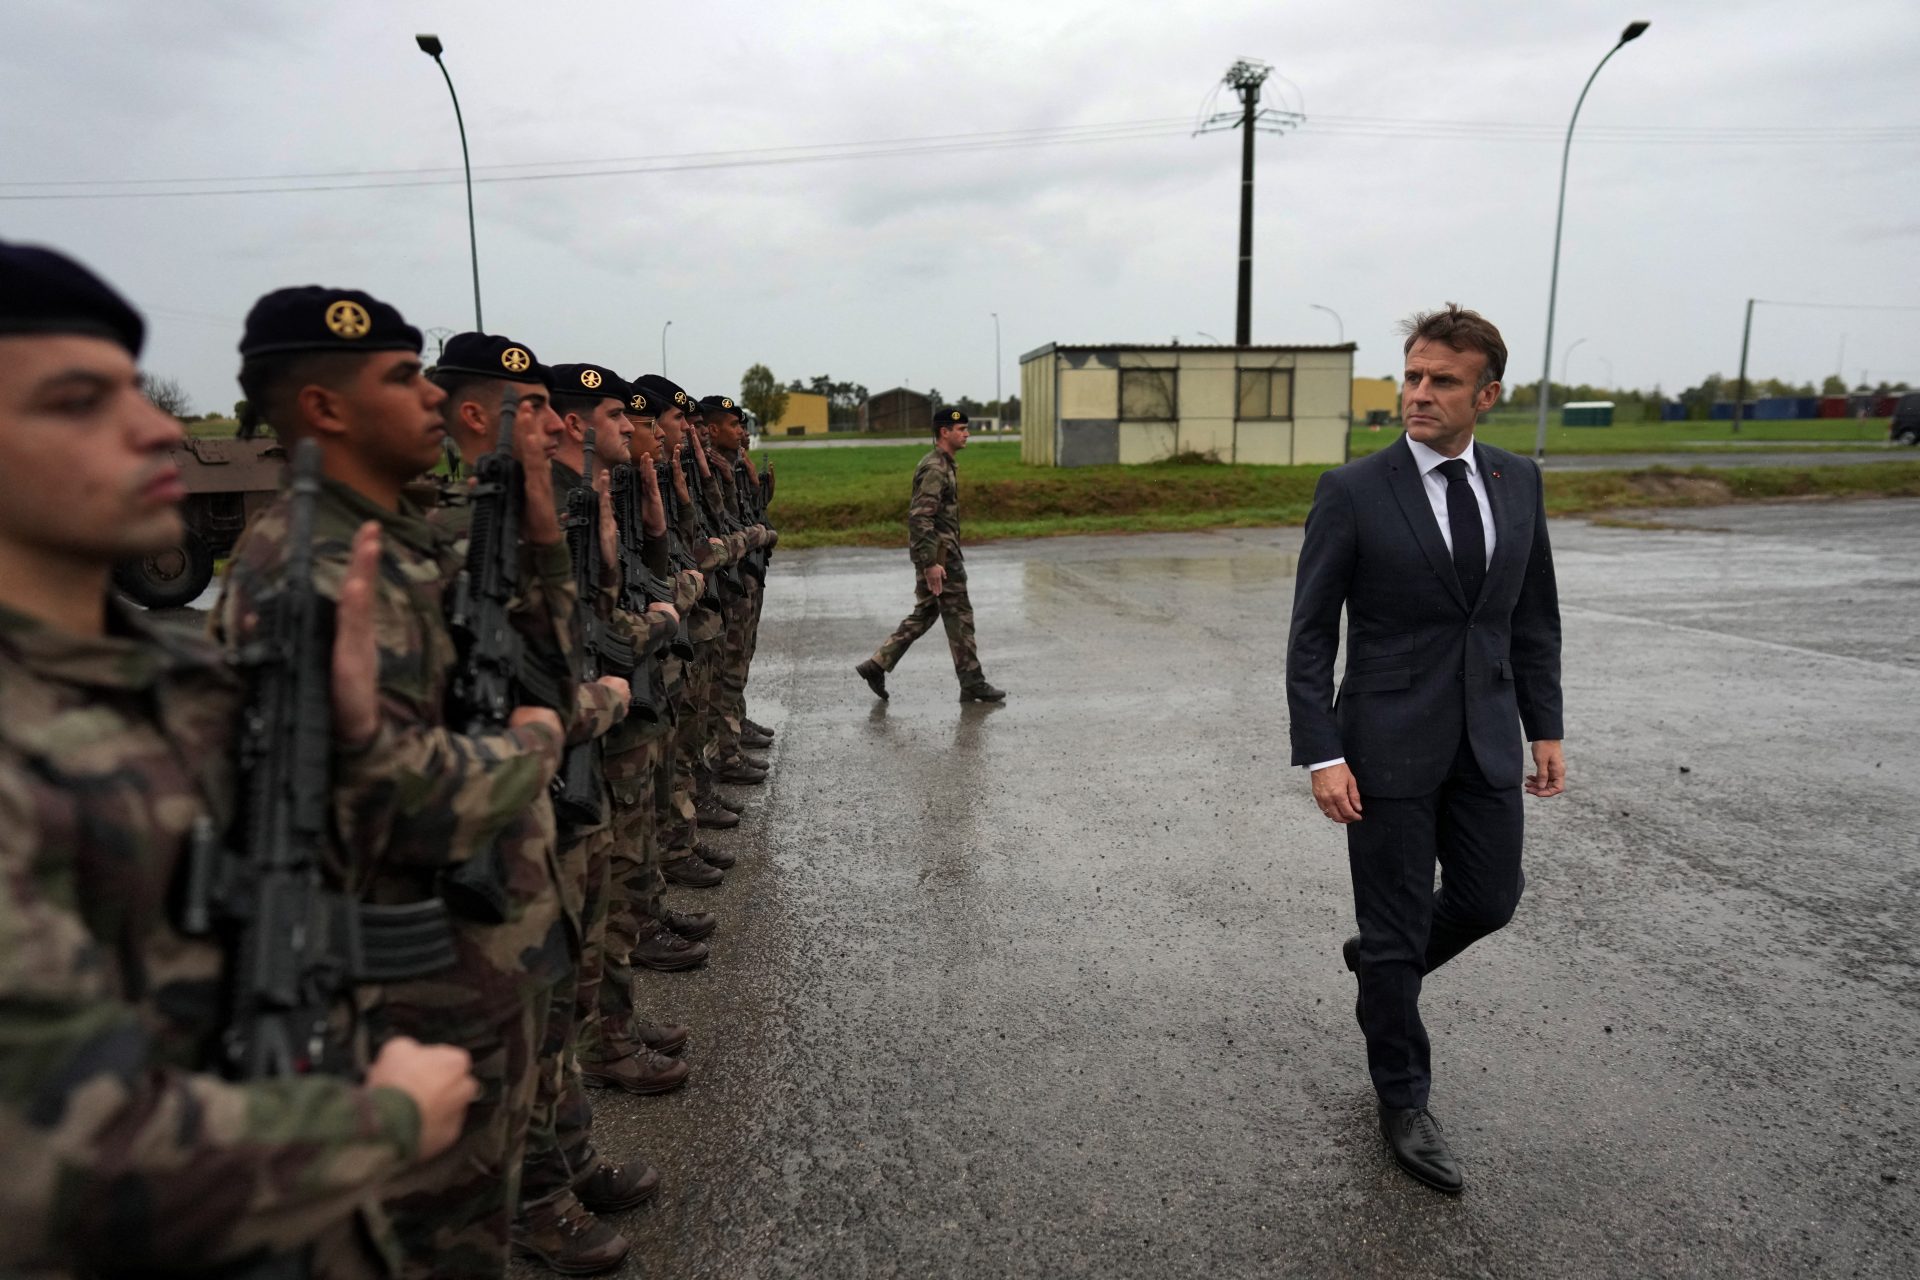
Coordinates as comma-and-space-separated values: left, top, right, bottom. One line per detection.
1347, 733, 1525, 1109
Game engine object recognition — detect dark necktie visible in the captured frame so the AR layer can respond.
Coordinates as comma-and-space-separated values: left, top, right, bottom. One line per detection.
1436, 457, 1485, 607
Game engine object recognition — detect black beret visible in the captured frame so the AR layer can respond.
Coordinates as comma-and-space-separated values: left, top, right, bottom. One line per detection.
633, 374, 694, 415
0, 240, 145, 355
621, 379, 658, 416
549, 362, 630, 405
436, 331, 552, 388
696, 394, 743, 418
936, 407, 969, 426
239, 286, 421, 358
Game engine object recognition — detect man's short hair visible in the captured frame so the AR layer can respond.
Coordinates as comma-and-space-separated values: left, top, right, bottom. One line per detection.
551, 390, 609, 421
1399, 304, 1507, 390
429, 367, 508, 425
236, 350, 368, 440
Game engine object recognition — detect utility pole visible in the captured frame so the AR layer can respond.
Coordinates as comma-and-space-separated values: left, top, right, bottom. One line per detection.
1732, 297, 1754, 435
1197, 60, 1301, 346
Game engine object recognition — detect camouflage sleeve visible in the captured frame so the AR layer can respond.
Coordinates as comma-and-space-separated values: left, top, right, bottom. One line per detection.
0, 767, 421, 1274
568, 680, 625, 745
673, 570, 700, 614
907, 463, 945, 570
334, 715, 563, 869
699, 469, 728, 516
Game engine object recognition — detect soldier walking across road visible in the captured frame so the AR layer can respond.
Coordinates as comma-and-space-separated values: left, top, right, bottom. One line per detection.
857, 408, 1005, 704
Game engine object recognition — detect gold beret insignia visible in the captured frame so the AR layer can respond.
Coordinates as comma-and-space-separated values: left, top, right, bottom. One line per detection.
501, 346, 531, 374
580, 369, 603, 389
325, 300, 371, 339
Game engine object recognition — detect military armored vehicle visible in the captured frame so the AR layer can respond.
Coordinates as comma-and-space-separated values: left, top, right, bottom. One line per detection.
115, 435, 285, 608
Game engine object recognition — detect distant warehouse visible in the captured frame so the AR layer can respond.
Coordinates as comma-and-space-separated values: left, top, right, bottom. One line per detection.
1019, 341, 1356, 467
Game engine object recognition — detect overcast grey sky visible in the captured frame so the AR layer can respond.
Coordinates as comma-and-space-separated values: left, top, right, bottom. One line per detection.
6, 0, 1917, 416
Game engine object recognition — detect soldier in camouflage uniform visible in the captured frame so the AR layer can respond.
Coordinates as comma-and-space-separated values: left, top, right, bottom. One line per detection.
0, 243, 479, 1278
426, 336, 671, 1275
213, 290, 595, 1280
859, 408, 1006, 703
633, 376, 741, 880
697, 396, 778, 786
513, 363, 690, 1274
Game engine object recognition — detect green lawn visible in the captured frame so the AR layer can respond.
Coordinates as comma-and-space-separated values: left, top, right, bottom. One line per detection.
1350, 416, 1892, 457
764, 440, 1920, 549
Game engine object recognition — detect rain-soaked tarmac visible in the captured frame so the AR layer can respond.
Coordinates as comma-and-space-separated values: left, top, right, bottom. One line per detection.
501, 499, 1919, 1278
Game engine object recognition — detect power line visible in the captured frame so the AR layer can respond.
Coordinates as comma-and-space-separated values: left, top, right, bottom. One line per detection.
5, 110, 1915, 202
1754, 299, 1920, 312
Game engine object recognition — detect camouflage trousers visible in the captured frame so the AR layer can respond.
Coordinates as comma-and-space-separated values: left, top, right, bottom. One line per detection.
710, 592, 758, 764
661, 647, 718, 858
377, 995, 545, 1279
585, 727, 672, 1065
520, 824, 614, 1211
874, 563, 981, 684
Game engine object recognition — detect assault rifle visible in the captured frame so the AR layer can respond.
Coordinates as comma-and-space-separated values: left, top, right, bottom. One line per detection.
679, 445, 746, 601
554, 427, 636, 826
658, 458, 719, 611
607, 462, 681, 723
183, 440, 456, 1272
443, 389, 572, 919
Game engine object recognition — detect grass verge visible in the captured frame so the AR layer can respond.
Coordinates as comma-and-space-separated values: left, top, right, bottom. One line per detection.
766, 442, 1920, 550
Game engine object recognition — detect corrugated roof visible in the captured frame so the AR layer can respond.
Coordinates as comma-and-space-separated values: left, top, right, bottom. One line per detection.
1020, 340, 1357, 362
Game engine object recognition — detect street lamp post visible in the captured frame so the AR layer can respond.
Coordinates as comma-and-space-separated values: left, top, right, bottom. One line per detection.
991, 312, 1001, 425
1561, 336, 1589, 387
1533, 20, 1649, 459
1600, 356, 1613, 389
661, 319, 673, 374
1309, 303, 1344, 344
415, 35, 482, 331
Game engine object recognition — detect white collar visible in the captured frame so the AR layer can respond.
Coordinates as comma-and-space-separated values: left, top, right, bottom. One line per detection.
1406, 434, 1477, 478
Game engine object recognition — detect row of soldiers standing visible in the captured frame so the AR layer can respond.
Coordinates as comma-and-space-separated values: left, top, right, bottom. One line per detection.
0, 241, 781, 1278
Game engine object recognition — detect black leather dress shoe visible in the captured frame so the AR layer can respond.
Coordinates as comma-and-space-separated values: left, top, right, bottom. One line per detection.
1379, 1105, 1464, 1194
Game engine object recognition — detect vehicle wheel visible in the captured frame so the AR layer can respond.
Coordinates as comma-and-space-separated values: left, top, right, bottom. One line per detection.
1897, 429, 1919, 446
114, 530, 215, 609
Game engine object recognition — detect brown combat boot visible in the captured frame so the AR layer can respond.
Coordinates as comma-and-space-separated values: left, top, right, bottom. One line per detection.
580, 1048, 691, 1095
512, 1191, 630, 1275
573, 1157, 661, 1214
637, 1020, 691, 1055
661, 907, 717, 941
631, 922, 709, 972
693, 841, 736, 870
663, 852, 724, 888
693, 801, 740, 830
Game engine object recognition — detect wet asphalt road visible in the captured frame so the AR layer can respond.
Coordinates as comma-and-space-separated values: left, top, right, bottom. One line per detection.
555, 496, 1920, 1279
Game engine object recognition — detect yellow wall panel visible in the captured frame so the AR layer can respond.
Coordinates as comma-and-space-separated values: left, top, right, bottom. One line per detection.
1293, 420, 1349, 465
1234, 421, 1295, 465
1059, 367, 1118, 420
1178, 417, 1235, 458
1117, 422, 1178, 464
1181, 367, 1236, 419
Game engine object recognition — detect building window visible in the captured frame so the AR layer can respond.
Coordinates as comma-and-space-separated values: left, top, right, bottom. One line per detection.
1237, 368, 1294, 420
1120, 369, 1176, 420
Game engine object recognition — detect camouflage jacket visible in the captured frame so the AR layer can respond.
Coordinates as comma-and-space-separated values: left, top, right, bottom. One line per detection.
908, 448, 962, 571
212, 479, 565, 1031
0, 599, 419, 1276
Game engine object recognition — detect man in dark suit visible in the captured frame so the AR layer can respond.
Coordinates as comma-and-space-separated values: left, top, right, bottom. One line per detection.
1285, 304, 1565, 1193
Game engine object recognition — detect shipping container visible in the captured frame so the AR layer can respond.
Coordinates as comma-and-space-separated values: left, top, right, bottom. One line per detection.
1819, 396, 1850, 418
1661, 401, 1688, 421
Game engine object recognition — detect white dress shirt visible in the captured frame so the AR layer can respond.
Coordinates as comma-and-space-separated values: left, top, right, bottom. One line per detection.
1308, 435, 1496, 773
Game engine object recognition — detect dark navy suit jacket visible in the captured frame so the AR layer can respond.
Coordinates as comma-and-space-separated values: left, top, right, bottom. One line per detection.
1285, 433, 1563, 798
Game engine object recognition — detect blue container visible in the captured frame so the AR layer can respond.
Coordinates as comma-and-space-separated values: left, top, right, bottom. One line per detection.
1662, 402, 1687, 421
1795, 397, 1820, 419
1752, 397, 1796, 421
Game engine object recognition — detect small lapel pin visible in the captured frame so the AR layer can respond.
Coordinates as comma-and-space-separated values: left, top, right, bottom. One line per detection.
1492, 470, 1502, 479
